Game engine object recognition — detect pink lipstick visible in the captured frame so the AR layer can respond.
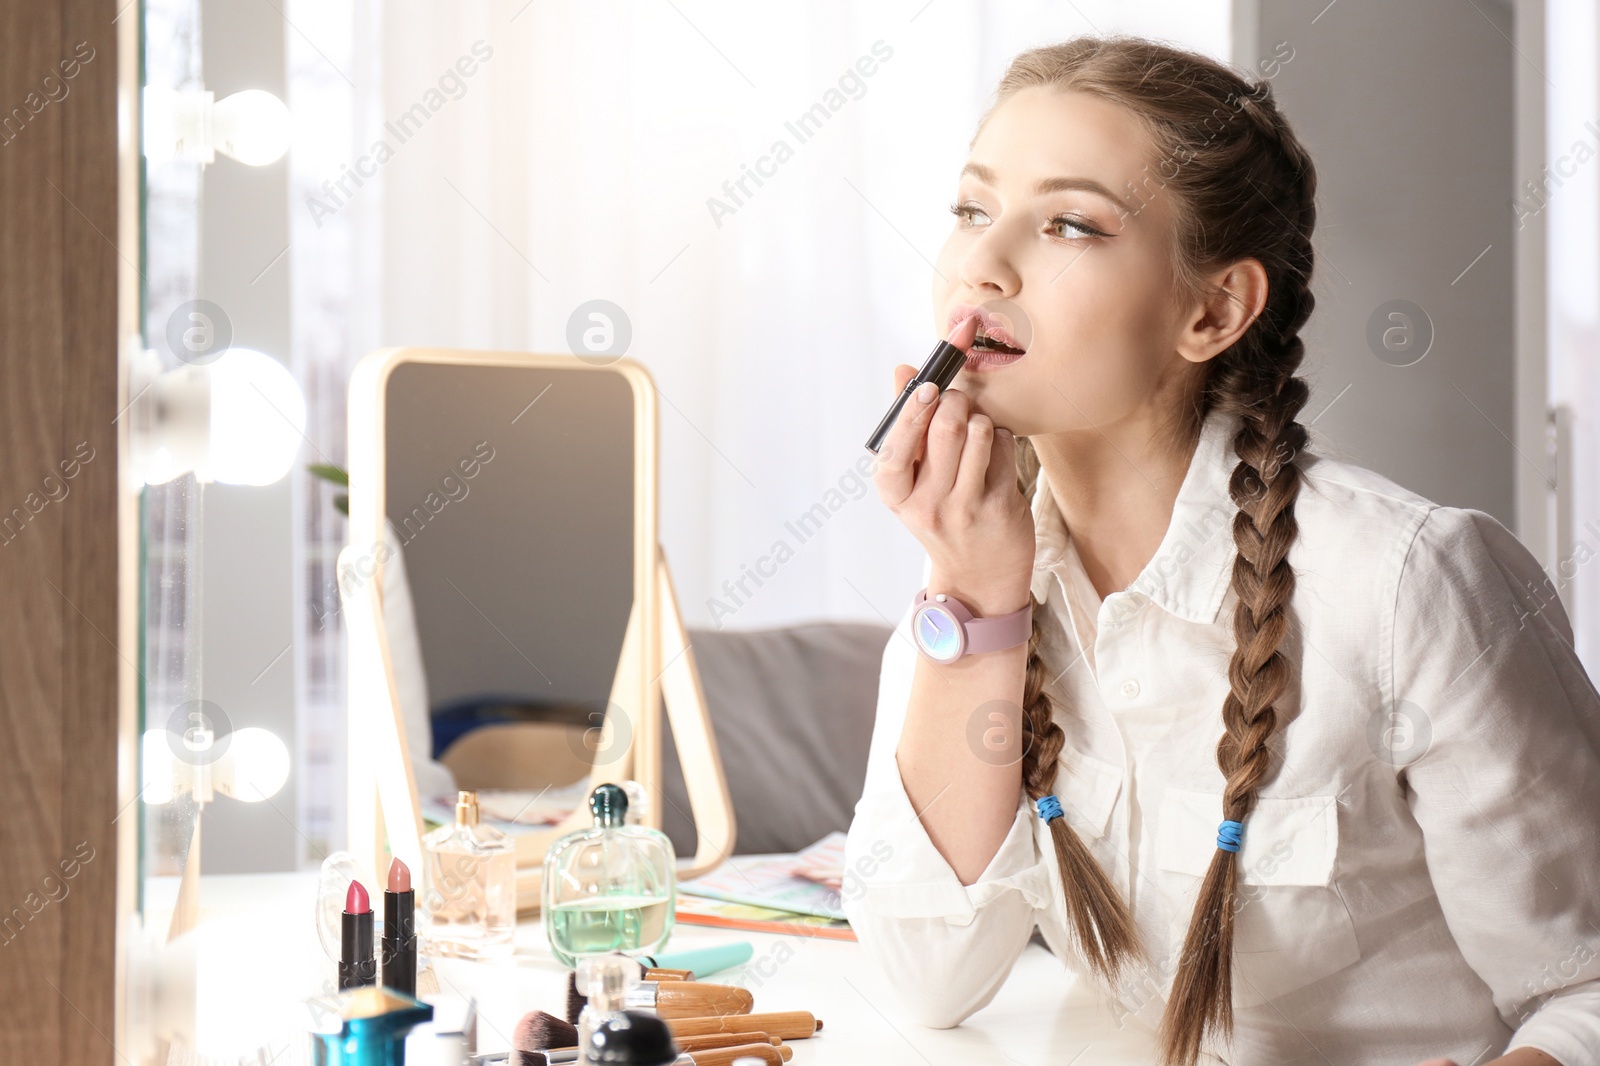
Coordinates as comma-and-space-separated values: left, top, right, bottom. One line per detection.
948, 302, 1029, 372
381, 858, 417, 996
865, 314, 981, 454
340, 879, 376, 990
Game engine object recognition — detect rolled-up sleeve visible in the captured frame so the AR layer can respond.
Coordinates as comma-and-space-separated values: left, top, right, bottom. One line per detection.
842, 558, 1052, 1029
1393, 506, 1600, 1063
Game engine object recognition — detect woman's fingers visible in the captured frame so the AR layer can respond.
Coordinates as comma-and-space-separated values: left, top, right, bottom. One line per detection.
873, 377, 941, 505
983, 424, 1018, 496
891, 363, 917, 397
951, 410, 994, 508
915, 386, 971, 502
872, 365, 1015, 526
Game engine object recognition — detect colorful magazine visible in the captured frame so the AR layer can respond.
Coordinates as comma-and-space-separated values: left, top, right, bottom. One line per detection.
677, 832, 850, 921
674, 893, 856, 942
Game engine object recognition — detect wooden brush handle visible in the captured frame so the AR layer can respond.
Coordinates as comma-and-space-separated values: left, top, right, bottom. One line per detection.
675, 1031, 778, 1052
668, 1012, 820, 1040
645, 967, 694, 981
653, 981, 754, 1019
685, 1044, 791, 1066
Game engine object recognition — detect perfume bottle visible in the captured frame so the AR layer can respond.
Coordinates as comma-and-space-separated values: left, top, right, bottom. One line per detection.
543, 783, 676, 969
573, 954, 644, 1066
420, 790, 517, 959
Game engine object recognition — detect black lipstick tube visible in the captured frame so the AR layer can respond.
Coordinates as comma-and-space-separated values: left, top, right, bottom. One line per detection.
340, 909, 376, 991
864, 335, 970, 454
381, 887, 417, 996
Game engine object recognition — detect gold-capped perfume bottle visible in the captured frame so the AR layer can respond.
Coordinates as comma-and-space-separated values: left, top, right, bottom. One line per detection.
543, 783, 676, 969
420, 790, 516, 959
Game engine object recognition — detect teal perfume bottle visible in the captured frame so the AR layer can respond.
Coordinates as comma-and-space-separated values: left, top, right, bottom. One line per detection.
543, 783, 676, 968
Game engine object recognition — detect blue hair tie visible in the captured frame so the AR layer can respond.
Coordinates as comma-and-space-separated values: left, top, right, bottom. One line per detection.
1216, 819, 1244, 853
1036, 795, 1064, 823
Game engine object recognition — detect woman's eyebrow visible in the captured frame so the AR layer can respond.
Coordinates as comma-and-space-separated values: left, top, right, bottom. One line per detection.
960, 161, 1134, 216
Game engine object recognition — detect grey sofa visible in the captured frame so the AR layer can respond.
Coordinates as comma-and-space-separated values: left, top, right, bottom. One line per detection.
658, 621, 894, 857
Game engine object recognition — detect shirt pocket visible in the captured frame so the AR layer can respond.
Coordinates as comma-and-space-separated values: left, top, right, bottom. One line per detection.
1155, 787, 1360, 1010
1053, 743, 1123, 841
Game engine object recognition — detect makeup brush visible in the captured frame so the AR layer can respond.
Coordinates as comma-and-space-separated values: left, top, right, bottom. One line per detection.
665, 1013, 821, 1041
511, 1011, 576, 1065
643, 968, 693, 982
672, 1033, 780, 1053
499, 1042, 790, 1066
565, 971, 754, 1023
681, 1046, 791, 1065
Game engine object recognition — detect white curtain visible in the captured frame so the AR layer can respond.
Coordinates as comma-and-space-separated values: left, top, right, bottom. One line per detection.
290, 0, 1232, 640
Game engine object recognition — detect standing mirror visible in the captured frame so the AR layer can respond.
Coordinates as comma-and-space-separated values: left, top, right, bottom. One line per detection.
343, 348, 733, 907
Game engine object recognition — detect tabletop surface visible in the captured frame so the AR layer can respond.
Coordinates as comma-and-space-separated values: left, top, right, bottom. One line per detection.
145, 866, 1183, 1065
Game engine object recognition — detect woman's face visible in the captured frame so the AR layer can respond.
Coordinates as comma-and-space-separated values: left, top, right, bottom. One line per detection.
933, 86, 1195, 438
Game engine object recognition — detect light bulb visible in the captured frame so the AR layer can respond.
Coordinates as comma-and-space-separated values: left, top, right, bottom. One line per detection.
201, 348, 306, 486
130, 351, 210, 487
215, 727, 290, 803
212, 89, 291, 166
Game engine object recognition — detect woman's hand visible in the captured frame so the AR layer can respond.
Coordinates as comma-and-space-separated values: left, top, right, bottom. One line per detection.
872, 363, 1035, 616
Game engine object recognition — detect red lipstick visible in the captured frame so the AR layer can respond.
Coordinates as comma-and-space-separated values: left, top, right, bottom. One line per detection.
340, 879, 376, 990
381, 857, 417, 996
864, 314, 981, 454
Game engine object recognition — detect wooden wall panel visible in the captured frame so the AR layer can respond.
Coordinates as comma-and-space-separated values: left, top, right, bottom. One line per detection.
0, 0, 121, 1062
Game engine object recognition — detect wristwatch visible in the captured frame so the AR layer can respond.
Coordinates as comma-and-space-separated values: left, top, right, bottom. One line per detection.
911, 588, 1032, 664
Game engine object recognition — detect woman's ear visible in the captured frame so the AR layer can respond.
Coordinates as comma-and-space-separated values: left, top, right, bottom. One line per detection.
1175, 257, 1270, 365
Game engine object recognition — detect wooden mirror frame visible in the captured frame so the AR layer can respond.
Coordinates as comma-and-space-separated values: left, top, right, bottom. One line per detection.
344, 347, 734, 910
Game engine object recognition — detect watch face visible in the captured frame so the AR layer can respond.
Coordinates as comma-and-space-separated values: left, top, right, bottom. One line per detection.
913, 603, 964, 663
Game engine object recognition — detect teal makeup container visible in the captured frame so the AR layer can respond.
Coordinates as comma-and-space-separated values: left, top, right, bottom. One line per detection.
309, 986, 434, 1066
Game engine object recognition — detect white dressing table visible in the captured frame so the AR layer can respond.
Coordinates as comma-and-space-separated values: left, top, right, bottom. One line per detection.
147, 868, 1180, 1065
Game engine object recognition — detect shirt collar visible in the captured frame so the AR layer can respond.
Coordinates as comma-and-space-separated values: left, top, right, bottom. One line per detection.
1029, 406, 1240, 626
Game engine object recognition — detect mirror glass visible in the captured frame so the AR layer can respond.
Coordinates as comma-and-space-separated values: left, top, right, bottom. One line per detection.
382, 361, 638, 829
135, 0, 207, 929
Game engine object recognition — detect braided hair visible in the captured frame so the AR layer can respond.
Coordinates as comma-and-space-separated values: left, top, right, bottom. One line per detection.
980, 37, 1318, 1066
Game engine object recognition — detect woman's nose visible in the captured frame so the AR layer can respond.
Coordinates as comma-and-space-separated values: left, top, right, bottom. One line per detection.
957, 222, 1022, 298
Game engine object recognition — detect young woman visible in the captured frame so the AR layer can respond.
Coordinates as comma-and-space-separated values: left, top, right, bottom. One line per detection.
842, 36, 1600, 1066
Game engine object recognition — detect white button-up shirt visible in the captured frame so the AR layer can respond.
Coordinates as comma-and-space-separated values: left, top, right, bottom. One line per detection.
843, 405, 1600, 1065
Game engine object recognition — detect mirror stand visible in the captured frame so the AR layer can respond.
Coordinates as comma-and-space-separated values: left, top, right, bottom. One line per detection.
340, 540, 735, 911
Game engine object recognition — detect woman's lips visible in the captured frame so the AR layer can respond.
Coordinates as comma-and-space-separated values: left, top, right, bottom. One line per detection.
947, 304, 1028, 353
963, 346, 1026, 372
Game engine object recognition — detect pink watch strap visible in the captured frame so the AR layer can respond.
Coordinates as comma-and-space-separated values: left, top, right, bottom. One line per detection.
914, 588, 1033, 656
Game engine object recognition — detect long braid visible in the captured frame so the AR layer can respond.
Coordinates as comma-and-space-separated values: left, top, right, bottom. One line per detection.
1158, 379, 1312, 1062
977, 36, 1320, 1066
1158, 87, 1317, 1066
1015, 440, 1146, 986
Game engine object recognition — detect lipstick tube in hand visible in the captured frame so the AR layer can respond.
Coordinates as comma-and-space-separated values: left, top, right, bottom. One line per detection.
864, 314, 980, 454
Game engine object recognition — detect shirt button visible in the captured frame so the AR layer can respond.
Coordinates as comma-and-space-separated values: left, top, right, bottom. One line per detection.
1119, 679, 1141, 699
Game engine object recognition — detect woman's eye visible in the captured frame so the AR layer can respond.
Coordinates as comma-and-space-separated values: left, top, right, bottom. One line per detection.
949, 201, 1107, 240
949, 201, 990, 227
1047, 215, 1106, 240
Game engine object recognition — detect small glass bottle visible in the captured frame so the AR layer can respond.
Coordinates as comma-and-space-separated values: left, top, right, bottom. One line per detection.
420, 790, 516, 959
543, 783, 676, 969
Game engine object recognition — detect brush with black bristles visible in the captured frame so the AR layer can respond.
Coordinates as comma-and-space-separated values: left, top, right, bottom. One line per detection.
510, 1010, 578, 1066
566, 970, 753, 1023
